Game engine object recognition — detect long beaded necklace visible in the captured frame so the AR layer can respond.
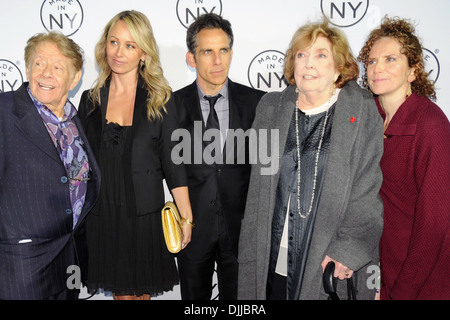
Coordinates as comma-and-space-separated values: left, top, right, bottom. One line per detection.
295, 95, 333, 219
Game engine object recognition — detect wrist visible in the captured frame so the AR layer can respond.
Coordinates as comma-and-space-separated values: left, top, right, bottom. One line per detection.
181, 217, 195, 228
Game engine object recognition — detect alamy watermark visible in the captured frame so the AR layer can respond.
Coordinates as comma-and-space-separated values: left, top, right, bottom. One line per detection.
66, 263, 380, 292
366, 264, 381, 290
171, 121, 280, 176
66, 265, 81, 290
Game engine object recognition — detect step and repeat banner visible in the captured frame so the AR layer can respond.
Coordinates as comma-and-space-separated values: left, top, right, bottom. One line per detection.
1, 0, 448, 300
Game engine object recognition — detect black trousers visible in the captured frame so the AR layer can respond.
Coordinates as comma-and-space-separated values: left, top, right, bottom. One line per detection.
269, 273, 287, 300
177, 214, 238, 300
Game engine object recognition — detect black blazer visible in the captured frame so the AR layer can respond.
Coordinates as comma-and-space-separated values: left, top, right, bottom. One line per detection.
174, 80, 265, 258
0, 83, 101, 299
77, 79, 187, 216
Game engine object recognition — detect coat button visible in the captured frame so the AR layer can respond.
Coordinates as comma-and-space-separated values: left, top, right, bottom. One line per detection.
65, 209, 73, 214
61, 176, 68, 183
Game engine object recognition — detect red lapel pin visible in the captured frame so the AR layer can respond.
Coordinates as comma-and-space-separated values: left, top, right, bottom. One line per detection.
350, 117, 356, 123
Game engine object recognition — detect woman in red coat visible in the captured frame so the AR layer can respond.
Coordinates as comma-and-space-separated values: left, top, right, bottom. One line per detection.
358, 16, 450, 299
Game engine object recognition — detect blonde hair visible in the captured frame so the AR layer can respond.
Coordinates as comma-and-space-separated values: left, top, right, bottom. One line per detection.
89, 10, 171, 120
24, 31, 83, 73
284, 19, 359, 88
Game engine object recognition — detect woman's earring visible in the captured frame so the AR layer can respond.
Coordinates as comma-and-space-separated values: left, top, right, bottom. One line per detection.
406, 83, 412, 99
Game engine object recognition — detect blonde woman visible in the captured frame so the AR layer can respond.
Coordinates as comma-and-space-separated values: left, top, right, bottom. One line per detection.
78, 10, 193, 300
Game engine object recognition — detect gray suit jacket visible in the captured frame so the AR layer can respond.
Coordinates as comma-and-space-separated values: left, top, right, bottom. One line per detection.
237, 81, 384, 300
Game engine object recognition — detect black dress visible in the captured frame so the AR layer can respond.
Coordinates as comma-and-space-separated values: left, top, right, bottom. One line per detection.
85, 121, 179, 297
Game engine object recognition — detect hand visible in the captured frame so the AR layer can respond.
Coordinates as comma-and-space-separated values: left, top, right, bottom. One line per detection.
181, 219, 192, 249
170, 186, 194, 250
321, 255, 354, 280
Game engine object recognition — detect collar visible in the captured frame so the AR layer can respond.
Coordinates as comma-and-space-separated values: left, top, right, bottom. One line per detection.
302, 88, 341, 116
195, 78, 229, 101
27, 85, 77, 123
376, 94, 418, 136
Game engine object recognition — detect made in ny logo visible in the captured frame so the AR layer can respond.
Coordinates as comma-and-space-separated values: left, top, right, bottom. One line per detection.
247, 50, 287, 92
423, 48, 440, 84
0, 59, 23, 93
40, 0, 84, 36
321, 0, 370, 27
176, 0, 222, 29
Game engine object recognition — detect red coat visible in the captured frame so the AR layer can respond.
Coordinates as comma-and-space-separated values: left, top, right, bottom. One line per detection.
377, 93, 450, 300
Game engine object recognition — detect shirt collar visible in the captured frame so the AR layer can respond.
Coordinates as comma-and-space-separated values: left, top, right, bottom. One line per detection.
196, 78, 229, 101
27, 84, 77, 123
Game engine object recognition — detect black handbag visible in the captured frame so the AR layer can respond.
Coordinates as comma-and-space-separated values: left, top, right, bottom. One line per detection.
323, 261, 357, 300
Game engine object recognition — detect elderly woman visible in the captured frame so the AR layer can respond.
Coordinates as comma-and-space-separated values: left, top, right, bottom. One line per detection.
358, 16, 450, 300
0, 32, 100, 299
237, 20, 384, 300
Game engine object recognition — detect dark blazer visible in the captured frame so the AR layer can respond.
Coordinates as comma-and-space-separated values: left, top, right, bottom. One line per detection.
0, 82, 101, 299
77, 78, 187, 216
174, 79, 265, 258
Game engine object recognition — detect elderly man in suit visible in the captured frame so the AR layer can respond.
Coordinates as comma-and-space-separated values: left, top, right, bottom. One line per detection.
173, 13, 265, 300
0, 32, 100, 300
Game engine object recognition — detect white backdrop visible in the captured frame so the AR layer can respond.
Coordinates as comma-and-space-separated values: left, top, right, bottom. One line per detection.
1, 0, 448, 300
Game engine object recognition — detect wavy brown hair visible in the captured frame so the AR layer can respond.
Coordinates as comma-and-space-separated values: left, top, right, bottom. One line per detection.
284, 19, 359, 89
88, 10, 171, 120
358, 16, 436, 101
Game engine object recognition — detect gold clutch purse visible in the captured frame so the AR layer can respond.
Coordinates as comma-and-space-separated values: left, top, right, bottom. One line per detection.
161, 201, 183, 253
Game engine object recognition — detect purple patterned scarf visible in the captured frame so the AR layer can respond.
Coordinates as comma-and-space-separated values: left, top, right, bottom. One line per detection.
27, 86, 90, 228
